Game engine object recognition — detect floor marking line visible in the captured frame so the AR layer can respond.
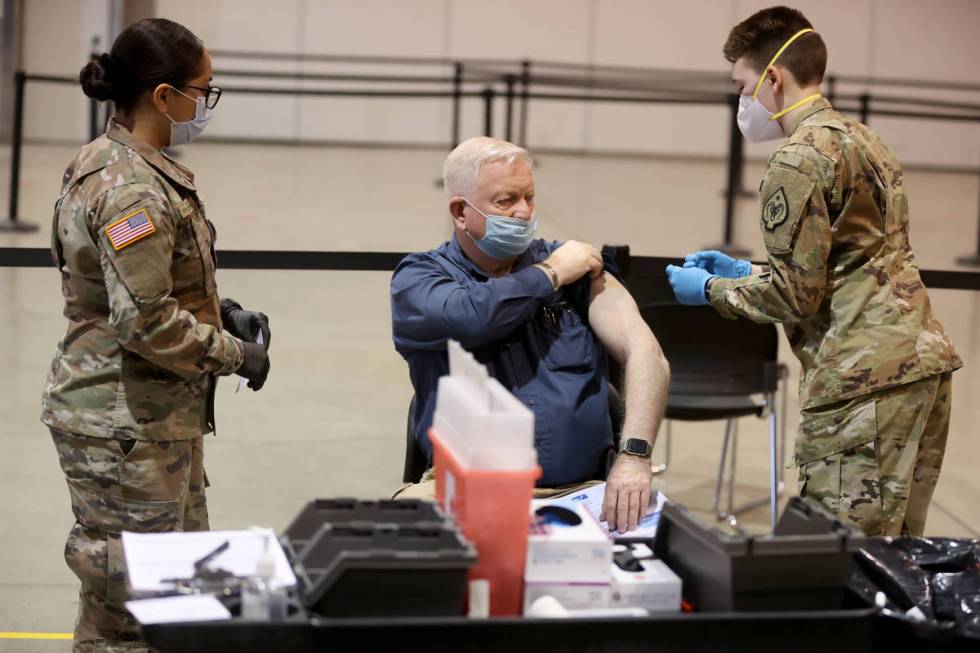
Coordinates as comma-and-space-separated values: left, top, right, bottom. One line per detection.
0, 632, 74, 640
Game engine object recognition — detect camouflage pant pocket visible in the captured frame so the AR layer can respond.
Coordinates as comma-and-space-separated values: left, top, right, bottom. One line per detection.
64, 477, 181, 601
799, 440, 884, 536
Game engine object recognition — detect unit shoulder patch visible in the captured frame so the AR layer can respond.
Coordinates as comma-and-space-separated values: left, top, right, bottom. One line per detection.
105, 207, 156, 251
762, 187, 789, 230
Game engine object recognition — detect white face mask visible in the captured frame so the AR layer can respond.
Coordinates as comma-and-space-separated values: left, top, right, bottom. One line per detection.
737, 86, 785, 143
164, 86, 212, 146
735, 27, 822, 143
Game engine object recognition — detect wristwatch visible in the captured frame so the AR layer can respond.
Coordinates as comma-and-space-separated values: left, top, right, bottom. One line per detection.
620, 437, 652, 459
704, 276, 715, 303
534, 262, 561, 291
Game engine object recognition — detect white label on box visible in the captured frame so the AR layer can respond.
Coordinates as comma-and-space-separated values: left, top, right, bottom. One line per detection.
610, 559, 682, 613
525, 502, 612, 584
523, 582, 611, 614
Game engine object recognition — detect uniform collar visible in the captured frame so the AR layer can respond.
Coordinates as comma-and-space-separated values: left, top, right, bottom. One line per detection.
787, 96, 834, 137
447, 232, 536, 279
106, 119, 196, 192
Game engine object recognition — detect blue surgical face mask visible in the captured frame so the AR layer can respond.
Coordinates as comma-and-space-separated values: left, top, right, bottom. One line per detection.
462, 199, 538, 260
164, 86, 212, 146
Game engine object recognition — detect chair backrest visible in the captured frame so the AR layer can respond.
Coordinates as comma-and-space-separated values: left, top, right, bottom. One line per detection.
403, 395, 427, 484
639, 302, 779, 397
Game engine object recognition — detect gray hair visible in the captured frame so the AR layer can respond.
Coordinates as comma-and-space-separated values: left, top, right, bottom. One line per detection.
442, 136, 534, 198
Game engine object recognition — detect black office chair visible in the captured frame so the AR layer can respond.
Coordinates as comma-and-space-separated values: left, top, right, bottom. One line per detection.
402, 384, 625, 484
402, 395, 426, 483
639, 302, 787, 529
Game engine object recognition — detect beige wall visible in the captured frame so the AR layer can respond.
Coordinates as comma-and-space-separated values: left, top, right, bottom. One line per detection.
19, 0, 980, 168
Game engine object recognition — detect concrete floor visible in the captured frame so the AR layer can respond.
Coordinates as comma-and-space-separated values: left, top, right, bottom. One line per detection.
1, 141, 977, 650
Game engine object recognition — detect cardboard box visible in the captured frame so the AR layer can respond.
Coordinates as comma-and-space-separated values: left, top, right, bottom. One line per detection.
610, 558, 682, 613
522, 581, 611, 613
525, 501, 612, 584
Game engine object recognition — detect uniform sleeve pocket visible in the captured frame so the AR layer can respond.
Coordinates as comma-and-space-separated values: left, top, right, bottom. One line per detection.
760, 166, 816, 256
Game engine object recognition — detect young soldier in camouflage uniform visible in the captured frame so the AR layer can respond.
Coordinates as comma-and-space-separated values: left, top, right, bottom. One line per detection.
42, 19, 271, 651
666, 6, 961, 537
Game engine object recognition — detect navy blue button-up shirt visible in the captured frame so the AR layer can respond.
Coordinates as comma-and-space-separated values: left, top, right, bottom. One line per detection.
391, 235, 613, 486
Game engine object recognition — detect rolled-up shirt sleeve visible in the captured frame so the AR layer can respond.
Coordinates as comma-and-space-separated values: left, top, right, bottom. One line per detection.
391, 254, 557, 351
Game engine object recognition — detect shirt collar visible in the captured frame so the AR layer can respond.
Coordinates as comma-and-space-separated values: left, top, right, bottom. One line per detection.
447, 232, 537, 279
106, 119, 196, 192
787, 96, 834, 137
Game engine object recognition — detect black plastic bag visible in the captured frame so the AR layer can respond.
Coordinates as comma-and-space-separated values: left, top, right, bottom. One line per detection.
849, 536, 980, 646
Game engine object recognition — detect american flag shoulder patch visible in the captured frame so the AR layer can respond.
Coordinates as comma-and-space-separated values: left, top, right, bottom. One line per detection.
105, 208, 157, 251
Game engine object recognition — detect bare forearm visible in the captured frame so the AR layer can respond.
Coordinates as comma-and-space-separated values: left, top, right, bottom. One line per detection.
620, 340, 669, 448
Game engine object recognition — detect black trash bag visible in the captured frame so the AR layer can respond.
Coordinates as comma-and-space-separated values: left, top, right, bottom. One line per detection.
849, 536, 980, 647
854, 538, 934, 618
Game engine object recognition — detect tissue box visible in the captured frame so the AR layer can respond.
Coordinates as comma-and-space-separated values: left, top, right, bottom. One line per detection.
522, 581, 611, 613
525, 501, 611, 584
610, 558, 682, 613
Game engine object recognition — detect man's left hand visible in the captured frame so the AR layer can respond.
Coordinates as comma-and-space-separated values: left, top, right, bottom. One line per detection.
600, 454, 653, 533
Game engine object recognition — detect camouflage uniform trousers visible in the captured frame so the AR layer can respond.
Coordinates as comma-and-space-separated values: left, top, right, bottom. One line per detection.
796, 372, 952, 537
50, 428, 209, 652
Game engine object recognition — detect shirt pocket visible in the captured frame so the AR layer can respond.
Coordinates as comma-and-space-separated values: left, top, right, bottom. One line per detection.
173, 198, 217, 299
537, 302, 595, 373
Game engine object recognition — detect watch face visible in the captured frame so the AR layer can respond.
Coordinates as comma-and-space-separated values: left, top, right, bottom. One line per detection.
625, 439, 649, 455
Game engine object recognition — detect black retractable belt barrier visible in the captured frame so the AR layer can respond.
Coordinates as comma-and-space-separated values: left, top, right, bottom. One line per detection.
4, 248, 977, 293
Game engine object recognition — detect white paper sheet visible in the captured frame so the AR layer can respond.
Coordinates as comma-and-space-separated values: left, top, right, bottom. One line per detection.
542, 484, 668, 539
237, 331, 264, 393
121, 528, 296, 593
125, 594, 231, 625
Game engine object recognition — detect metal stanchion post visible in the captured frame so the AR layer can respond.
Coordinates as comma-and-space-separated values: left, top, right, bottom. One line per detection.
89, 97, 99, 142
88, 50, 100, 141
504, 74, 515, 143
955, 151, 980, 267
706, 94, 749, 256
1, 71, 39, 233
450, 62, 462, 150
859, 93, 871, 125
482, 87, 494, 137
518, 60, 530, 147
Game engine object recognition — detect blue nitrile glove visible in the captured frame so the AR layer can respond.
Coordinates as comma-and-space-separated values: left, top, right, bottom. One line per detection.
666, 264, 716, 306
683, 250, 751, 279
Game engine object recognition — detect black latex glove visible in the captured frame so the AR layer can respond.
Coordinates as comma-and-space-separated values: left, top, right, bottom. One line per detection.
238, 341, 270, 391
220, 298, 271, 348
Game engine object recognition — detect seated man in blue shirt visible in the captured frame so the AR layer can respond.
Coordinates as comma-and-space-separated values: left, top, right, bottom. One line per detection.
391, 137, 670, 532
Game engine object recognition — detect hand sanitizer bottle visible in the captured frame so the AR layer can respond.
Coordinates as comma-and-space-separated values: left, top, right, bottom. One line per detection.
241, 536, 288, 621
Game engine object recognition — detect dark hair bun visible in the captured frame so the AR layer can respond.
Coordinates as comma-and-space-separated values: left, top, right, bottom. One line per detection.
79, 54, 117, 102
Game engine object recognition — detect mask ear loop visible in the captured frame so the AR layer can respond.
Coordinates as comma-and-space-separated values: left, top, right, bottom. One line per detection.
460, 198, 488, 243
750, 27, 815, 101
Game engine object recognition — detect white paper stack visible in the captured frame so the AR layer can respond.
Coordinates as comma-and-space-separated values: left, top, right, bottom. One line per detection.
121, 528, 297, 595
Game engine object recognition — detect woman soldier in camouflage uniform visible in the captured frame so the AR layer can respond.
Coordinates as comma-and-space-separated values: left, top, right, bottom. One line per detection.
41, 19, 271, 651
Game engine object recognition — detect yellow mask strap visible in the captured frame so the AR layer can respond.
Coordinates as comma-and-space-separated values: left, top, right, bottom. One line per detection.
751, 28, 815, 100
770, 92, 823, 121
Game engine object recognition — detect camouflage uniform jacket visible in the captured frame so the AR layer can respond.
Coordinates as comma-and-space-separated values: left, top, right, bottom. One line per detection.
710, 97, 961, 417
41, 120, 244, 441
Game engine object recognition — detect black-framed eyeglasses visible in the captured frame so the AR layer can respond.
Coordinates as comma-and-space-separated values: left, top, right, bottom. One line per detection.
184, 84, 222, 109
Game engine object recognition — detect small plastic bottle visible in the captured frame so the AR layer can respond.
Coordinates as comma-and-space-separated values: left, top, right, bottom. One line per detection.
241, 537, 288, 621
